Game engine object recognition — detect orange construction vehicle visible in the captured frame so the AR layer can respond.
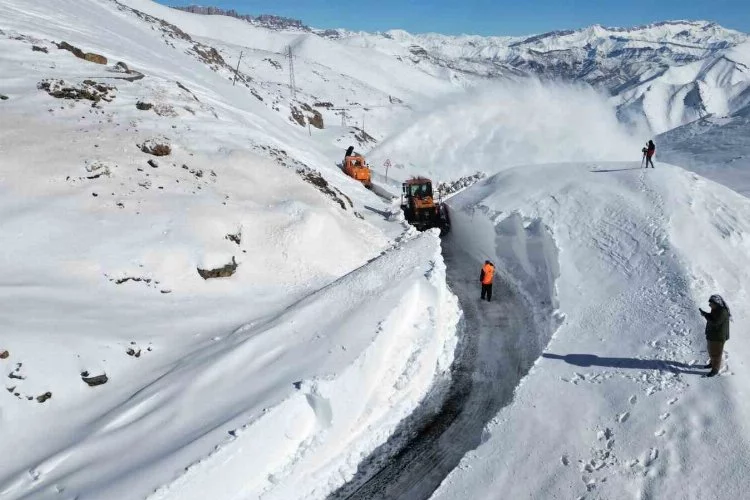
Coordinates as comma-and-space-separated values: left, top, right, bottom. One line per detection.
342, 146, 372, 188
401, 177, 450, 234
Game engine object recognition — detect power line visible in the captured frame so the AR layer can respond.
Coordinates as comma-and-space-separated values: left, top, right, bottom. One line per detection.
286, 45, 296, 100
233, 50, 243, 86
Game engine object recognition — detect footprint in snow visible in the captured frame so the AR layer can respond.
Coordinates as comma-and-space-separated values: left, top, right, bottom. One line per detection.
667, 397, 679, 405
617, 411, 630, 423
655, 429, 666, 437
659, 412, 670, 421
644, 448, 659, 467
561, 455, 570, 466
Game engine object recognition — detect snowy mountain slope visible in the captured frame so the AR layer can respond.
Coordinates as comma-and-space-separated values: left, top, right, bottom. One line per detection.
4, 1, 750, 499
657, 102, 750, 196
0, 1, 460, 498
432, 162, 750, 499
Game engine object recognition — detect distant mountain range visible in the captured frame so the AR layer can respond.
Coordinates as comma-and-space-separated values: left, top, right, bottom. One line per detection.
170, 6, 750, 135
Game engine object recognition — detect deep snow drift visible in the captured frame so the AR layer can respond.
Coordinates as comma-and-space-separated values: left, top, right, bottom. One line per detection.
433, 162, 750, 499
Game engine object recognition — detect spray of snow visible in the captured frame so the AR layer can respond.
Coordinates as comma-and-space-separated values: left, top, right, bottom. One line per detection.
369, 80, 644, 183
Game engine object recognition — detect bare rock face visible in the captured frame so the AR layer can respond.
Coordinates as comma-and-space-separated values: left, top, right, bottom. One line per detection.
81, 371, 108, 387
290, 106, 305, 126
139, 138, 171, 156
197, 257, 238, 279
55, 41, 107, 65
32, 45, 48, 53
56, 41, 84, 58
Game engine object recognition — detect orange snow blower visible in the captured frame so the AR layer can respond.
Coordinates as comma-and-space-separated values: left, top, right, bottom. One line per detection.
342, 146, 372, 188
401, 177, 450, 234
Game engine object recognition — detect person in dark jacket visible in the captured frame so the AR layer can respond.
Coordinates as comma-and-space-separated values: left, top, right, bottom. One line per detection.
645, 140, 656, 168
480, 260, 495, 301
699, 294, 730, 377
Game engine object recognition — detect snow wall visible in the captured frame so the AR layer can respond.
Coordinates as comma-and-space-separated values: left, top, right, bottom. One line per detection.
446, 197, 564, 387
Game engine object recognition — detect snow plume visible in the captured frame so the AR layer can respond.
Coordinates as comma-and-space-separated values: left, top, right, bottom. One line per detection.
369, 79, 643, 182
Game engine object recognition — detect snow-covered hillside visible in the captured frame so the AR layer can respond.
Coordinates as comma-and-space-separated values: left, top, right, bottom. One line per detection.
0, 0, 461, 498
3, 1, 750, 499
657, 101, 750, 195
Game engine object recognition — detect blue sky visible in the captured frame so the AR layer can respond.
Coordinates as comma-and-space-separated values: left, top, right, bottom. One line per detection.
160, 0, 750, 36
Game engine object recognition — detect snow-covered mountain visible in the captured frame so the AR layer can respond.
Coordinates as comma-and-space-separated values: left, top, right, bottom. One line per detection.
345, 21, 750, 134
2, 1, 750, 499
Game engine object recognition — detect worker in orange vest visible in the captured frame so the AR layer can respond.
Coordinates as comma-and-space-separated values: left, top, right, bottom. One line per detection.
480, 260, 495, 301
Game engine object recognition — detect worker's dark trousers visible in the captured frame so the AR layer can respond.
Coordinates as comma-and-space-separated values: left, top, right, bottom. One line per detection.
646, 156, 655, 168
481, 284, 492, 301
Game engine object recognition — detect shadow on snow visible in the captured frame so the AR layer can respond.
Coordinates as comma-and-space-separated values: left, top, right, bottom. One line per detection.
542, 352, 706, 375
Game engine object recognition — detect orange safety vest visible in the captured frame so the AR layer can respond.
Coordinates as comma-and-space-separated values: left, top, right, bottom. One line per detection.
481, 263, 494, 285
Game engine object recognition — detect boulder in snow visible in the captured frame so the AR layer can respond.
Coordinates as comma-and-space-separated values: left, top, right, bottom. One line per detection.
81, 371, 108, 387
197, 257, 238, 279
139, 139, 171, 156
36, 392, 52, 403
136, 101, 153, 111
0, 350, 8, 359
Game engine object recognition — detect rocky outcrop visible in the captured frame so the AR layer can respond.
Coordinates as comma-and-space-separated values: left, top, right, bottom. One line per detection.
55, 41, 107, 65
37, 79, 115, 102
197, 257, 238, 279
81, 371, 108, 387
139, 138, 171, 156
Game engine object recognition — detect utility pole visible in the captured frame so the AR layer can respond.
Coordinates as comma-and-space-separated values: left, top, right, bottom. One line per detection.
286, 45, 296, 99
233, 50, 243, 86
332, 108, 348, 126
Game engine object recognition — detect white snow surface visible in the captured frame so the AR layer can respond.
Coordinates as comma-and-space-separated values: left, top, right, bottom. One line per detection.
0, 0, 461, 498
434, 162, 750, 499
2, 1, 750, 499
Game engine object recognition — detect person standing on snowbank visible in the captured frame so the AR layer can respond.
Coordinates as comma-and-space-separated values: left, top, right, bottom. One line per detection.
645, 140, 656, 168
480, 260, 495, 302
699, 294, 730, 377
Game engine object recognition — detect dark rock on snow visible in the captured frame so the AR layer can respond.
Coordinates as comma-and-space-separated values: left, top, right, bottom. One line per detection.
197, 257, 238, 279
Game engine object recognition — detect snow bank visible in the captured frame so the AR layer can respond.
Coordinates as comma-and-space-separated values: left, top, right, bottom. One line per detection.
434, 161, 750, 499
1, 231, 459, 499
368, 80, 641, 184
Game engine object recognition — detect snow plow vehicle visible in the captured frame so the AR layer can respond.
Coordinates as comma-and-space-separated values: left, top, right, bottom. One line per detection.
401, 177, 450, 234
342, 146, 372, 188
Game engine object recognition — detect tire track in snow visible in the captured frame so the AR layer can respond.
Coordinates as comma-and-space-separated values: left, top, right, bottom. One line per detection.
329, 234, 543, 500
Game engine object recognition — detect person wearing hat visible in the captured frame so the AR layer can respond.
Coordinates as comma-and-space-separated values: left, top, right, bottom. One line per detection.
699, 294, 731, 377
480, 260, 495, 301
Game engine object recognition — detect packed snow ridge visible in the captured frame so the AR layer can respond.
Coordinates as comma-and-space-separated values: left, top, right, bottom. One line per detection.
2, 0, 750, 499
